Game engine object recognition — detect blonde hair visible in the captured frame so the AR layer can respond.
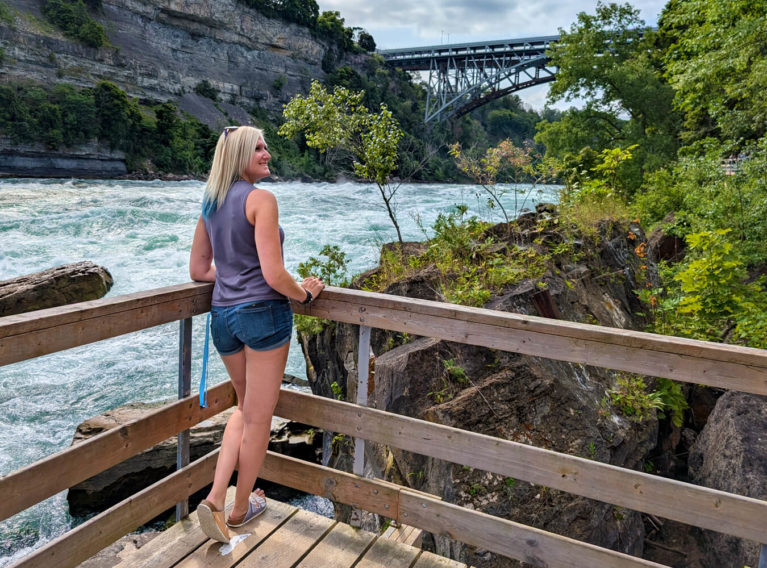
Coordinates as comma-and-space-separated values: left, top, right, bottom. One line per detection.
202, 125, 264, 217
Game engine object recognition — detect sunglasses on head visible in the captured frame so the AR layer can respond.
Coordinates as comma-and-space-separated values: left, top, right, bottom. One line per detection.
223, 126, 239, 139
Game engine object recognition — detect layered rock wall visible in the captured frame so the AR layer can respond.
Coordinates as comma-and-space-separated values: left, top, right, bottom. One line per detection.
1, 0, 325, 113
0, 0, 329, 173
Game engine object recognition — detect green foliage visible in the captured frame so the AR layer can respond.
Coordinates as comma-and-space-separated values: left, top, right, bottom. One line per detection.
450, 138, 554, 227
297, 244, 349, 286
237, 0, 319, 28
647, 229, 767, 348
42, 0, 106, 47
194, 80, 218, 101
0, 2, 13, 24
607, 373, 664, 422
294, 314, 326, 337
362, 206, 548, 308
280, 80, 405, 242
442, 359, 468, 384
636, 138, 767, 265
655, 378, 688, 428
659, 0, 767, 144
316, 10, 353, 50
0, 81, 215, 173
330, 381, 343, 400
294, 244, 349, 338
272, 74, 287, 92
541, 1, 679, 194
357, 31, 375, 52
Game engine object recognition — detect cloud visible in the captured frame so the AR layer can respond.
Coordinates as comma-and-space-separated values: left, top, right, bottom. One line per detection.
315, 1, 667, 110
317, 0, 667, 47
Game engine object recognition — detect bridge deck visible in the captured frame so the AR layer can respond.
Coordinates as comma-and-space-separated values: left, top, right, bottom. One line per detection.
110, 496, 468, 568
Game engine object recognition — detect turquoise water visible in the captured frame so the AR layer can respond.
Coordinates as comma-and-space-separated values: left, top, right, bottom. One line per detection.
0, 177, 559, 564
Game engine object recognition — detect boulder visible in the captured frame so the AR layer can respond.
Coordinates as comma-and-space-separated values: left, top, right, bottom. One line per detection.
688, 391, 767, 568
67, 400, 322, 517
303, 210, 661, 566
0, 262, 113, 316
647, 213, 685, 264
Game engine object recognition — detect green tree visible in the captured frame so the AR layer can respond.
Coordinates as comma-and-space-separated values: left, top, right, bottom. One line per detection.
357, 31, 376, 52
540, 2, 679, 193
52, 84, 98, 146
281, 0, 318, 27
659, 0, 767, 145
449, 139, 553, 230
280, 80, 405, 243
42, 0, 106, 47
92, 80, 132, 149
317, 11, 352, 50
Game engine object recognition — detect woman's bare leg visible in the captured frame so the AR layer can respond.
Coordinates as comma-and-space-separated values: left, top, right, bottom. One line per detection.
228, 342, 289, 519
203, 349, 247, 511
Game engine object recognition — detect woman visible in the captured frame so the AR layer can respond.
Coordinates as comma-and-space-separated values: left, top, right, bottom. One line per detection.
189, 125, 324, 543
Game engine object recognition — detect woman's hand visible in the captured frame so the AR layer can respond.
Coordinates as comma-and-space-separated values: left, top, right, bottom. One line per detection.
301, 276, 325, 301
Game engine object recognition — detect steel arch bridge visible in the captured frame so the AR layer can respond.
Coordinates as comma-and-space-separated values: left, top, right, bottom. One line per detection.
379, 35, 559, 123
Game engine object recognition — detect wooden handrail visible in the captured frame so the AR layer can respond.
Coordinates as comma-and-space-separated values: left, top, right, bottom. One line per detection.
294, 287, 767, 395
3, 283, 766, 567
12, 450, 668, 568
274, 390, 767, 544
3, 283, 764, 394
0, 282, 213, 366
3, 382, 762, 545
0, 382, 235, 522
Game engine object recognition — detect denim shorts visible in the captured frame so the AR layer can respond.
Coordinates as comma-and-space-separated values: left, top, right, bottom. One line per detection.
210, 299, 293, 355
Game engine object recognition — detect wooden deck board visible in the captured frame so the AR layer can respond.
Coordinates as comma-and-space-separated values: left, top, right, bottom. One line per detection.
294, 521, 376, 567
112, 486, 240, 568
355, 537, 422, 567
236, 508, 335, 567
413, 552, 470, 567
109, 493, 468, 568
175, 499, 298, 568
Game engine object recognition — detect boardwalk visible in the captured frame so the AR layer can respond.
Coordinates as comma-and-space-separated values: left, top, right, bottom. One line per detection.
111, 495, 467, 568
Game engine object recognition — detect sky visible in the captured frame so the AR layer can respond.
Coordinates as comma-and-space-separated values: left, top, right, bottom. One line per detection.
315, 0, 668, 110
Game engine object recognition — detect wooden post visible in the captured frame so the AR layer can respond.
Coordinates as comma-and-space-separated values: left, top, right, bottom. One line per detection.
351, 325, 371, 528
758, 544, 767, 568
175, 317, 192, 521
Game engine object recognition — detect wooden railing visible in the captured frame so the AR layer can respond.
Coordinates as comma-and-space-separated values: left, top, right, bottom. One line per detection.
1, 283, 766, 568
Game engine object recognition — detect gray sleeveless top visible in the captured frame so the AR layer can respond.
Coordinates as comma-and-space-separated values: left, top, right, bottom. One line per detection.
203, 180, 286, 306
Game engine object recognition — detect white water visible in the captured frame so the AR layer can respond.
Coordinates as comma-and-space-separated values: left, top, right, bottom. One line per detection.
0, 177, 559, 564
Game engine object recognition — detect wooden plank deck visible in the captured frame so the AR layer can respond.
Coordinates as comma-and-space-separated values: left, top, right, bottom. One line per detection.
111, 495, 468, 568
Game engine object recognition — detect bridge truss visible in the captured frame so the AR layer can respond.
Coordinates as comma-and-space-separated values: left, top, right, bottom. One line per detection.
380, 35, 559, 123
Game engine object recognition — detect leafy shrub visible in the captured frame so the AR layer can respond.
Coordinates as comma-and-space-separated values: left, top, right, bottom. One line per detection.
607, 373, 664, 422
42, 0, 106, 47
194, 80, 218, 101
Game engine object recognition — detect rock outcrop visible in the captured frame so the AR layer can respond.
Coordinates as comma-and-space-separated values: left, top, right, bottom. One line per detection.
0, 0, 333, 175
0, 0, 326, 117
0, 261, 114, 316
301, 207, 661, 567
688, 392, 767, 568
67, 399, 322, 517
0, 138, 127, 179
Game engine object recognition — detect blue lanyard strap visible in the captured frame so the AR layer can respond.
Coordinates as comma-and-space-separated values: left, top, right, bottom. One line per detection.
199, 312, 211, 408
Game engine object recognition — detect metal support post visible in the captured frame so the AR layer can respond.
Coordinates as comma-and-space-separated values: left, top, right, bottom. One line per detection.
176, 317, 192, 521
350, 325, 371, 528
354, 325, 371, 476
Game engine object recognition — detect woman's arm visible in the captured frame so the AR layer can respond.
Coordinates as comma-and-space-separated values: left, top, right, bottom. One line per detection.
248, 190, 323, 301
189, 216, 216, 282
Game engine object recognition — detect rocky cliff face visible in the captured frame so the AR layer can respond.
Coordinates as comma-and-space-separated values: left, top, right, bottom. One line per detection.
0, 0, 330, 173
1, 0, 325, 114
302, 207, 661, 567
